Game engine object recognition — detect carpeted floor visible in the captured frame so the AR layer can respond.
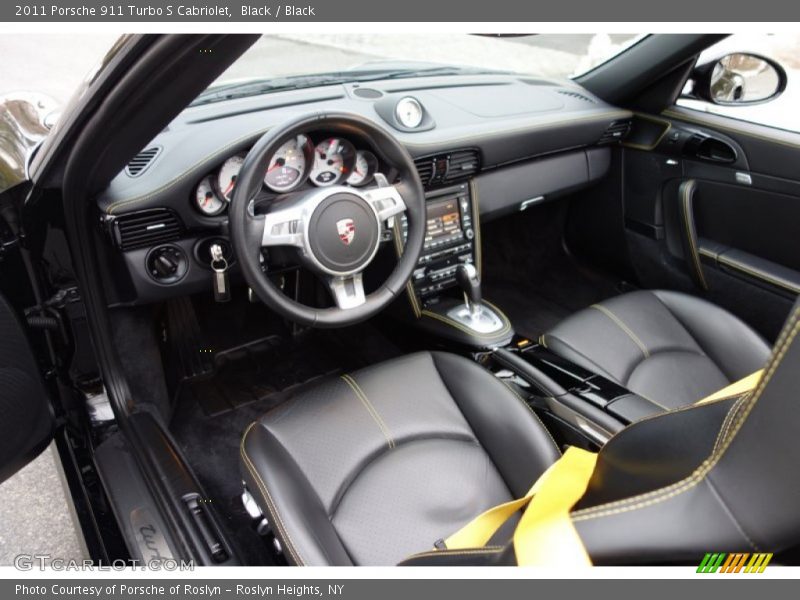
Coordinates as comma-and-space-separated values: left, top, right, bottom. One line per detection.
169, 323, 403, 565
480, 201, 624, 339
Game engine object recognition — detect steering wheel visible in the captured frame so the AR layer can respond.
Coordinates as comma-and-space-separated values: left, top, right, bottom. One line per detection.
229, 112, 426, 328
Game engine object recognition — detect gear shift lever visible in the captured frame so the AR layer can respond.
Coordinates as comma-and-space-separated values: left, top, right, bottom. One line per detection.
455, 263, 482, 318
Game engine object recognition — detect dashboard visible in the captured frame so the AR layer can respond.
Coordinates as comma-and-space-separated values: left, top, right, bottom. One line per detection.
94, 73, 631, 306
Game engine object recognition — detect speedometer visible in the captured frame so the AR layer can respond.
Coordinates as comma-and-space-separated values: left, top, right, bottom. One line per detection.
310, 138, 356, 187
264, 134, 313, 192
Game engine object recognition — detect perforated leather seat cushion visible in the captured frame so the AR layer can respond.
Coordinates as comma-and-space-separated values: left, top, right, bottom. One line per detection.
240, 351, 561, 565
544, 290, 771, 411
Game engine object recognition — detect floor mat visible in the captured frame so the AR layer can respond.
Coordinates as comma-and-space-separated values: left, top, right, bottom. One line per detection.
187, 334, 349, 417
169, 324, 402, 565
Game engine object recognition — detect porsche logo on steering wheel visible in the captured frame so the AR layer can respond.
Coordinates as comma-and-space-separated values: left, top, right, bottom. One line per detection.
336, 218, 356, 245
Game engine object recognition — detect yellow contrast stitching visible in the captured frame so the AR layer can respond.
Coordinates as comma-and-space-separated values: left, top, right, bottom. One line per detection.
392, 218, 421, 317
711, 394, 749, 456
403, 110, 632, 150
571, 306, 800, 522
622, 113, 672, 152
662, 108, 800, 150
497, 379, 561, 456
420, 301, 512, 339
681, 180, 708, 290
340, 374, 395, 449
105, 127, 271, 214
715, 254, 800, 294
240, 422, 305, 565
469, 179, 483, 276
590, 304, 650, 358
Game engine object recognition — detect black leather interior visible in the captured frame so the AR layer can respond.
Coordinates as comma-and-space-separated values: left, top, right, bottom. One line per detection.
573, 297, 800, 564
240, 351, 560, 565
544, 290, 770, 411
404, 297, 800, 566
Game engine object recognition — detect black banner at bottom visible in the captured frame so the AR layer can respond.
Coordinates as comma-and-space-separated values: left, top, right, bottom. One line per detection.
3, 578, 795, 600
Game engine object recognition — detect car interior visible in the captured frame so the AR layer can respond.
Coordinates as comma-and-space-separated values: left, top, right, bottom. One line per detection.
2, 33, 799, 567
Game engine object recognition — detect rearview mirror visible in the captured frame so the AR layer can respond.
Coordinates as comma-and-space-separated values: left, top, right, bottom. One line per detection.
689, 52, 787, 106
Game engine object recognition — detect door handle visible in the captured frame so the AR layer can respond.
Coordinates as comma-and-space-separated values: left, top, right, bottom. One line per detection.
677, 179, 709, 290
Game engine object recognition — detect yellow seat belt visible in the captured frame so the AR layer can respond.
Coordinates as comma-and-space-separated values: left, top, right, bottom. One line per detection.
440, 370, 764, 566
696, 369, 763, 404
444, 446, 597, 566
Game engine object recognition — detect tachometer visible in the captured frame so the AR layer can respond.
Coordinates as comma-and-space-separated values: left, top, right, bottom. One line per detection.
346, 150, 379, 187
217, 153, 245, 202
195, 176, 226, 216
310, 138, 356, 187
264, 134, 313, 192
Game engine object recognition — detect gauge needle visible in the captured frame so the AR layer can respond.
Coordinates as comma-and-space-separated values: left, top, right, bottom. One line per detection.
223, 178, 235, 197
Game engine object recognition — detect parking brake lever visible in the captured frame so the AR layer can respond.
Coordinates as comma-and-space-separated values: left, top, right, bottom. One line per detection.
455, 263, 482, 318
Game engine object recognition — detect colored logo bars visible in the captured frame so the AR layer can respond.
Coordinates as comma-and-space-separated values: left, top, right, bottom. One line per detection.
697, 553, 773, 573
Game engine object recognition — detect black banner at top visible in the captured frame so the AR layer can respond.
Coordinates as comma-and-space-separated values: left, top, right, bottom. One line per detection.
3, 0, 800, 22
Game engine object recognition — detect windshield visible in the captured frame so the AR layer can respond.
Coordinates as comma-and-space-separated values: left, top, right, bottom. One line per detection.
194, 34, 644, 105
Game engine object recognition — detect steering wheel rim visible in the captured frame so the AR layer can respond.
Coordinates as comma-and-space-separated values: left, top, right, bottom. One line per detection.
229, 111, 426, 328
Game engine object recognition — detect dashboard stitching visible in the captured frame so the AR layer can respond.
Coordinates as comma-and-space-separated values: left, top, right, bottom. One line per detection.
400, 110, 632, 149
103, 110, 630, 216
105, 126, 272, 214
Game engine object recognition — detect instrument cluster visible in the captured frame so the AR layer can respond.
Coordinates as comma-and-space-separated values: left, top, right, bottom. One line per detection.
192, 134, 381, 216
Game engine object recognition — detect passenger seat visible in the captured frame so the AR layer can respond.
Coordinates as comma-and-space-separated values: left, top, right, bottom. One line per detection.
543, 290, 771, 411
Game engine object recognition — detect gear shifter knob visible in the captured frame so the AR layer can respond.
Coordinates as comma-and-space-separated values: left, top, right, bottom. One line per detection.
455, 263, 482, 316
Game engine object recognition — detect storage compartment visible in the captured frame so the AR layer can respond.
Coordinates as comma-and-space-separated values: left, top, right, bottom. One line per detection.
489, 339, 660, 445
474, 148, 610, 221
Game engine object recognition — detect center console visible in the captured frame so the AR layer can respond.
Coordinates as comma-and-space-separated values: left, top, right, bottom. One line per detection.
400, 182, 476, 301
397, 182, 513, 348
482, 337, 665, 446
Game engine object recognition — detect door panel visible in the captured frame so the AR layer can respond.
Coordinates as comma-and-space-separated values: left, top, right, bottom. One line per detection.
620, 112, 800, 341
0, 291, 54, 483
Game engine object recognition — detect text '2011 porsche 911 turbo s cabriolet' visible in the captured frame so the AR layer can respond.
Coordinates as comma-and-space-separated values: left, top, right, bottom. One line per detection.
1, 33, 799, 567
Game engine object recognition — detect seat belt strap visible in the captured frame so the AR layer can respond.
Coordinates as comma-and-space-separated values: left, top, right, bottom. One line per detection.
696, 369, 764, 404
513, 446, 596, 566
444, 447, 597, 566
439, 372, 762, 565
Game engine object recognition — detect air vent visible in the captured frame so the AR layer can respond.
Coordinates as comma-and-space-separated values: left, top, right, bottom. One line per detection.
413, 149, 480, 188
557, 89, 596, 103
443, 149, 480, 183
110, 208, 184, 251
598, 120, 632, 145
414, 157, 435, 187
125, 147, 161, 177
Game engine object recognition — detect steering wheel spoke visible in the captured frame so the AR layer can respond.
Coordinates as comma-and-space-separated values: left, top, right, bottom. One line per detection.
326, 272, 366, 309
261, 204, 306, 248
362, 182, 407, 223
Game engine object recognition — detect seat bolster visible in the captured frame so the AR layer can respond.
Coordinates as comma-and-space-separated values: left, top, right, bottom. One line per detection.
240, 422, 353, 566
430, 352, 560, 497
652, 290, 771, 380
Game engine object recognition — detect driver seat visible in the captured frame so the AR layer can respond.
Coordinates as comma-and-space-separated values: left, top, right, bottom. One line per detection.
240, 299, 800, 566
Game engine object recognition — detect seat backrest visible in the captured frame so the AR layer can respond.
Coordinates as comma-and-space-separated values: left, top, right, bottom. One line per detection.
571, 297, 800, 564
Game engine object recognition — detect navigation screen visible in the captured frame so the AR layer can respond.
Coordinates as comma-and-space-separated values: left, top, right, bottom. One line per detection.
425, 198, 462, 245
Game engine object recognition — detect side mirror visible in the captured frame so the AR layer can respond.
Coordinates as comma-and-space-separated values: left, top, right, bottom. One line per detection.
687, 52, 787, 106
